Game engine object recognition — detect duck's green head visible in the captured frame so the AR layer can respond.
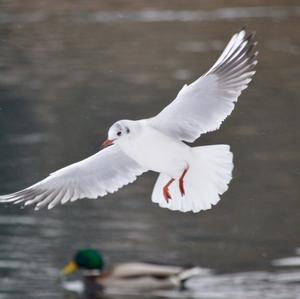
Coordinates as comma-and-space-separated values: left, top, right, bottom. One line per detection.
62, 249, 105, 276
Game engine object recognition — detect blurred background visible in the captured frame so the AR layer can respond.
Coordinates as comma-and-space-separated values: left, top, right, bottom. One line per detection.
0, 0, 299, 298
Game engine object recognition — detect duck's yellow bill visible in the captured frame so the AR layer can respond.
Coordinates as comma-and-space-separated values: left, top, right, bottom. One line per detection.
62, 261, 78, 276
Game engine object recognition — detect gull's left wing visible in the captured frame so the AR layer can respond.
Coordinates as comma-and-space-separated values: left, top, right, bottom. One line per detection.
0, 146, 146, 210
147, 29, 258, 142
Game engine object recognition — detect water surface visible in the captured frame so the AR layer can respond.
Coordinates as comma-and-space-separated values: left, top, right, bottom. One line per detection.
0, 1, 299, 298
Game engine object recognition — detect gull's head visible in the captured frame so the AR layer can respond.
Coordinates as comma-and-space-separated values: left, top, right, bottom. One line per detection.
101, 120, 138, 149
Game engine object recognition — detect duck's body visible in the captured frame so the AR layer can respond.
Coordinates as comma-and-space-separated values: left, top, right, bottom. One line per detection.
62, 249, 205, 294
86, 262, 200, 291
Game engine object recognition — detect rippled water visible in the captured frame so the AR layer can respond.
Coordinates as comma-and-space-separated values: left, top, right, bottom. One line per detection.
0, 1, 299, 299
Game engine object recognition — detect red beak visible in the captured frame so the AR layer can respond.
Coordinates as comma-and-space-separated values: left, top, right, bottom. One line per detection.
101, 139, 115, 149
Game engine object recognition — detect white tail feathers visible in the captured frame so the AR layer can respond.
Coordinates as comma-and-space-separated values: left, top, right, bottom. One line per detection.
151, 145, 233, 213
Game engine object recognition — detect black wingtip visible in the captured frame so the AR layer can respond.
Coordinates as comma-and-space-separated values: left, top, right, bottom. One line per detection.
245, 31, 256, 44
241, 25, 247, 32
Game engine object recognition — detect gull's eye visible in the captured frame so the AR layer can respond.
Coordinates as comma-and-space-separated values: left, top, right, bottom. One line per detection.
117, 131, 122, 137
126, 127, 130, 134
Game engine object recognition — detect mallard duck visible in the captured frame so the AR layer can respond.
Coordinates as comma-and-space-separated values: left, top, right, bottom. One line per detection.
62, 249, 205, 294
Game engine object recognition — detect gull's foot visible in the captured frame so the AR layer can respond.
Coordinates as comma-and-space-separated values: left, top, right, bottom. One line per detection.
179, 179, 185, 197
163, 178, 175, 203
163, 186, 172, 202
179, 166, 189, 197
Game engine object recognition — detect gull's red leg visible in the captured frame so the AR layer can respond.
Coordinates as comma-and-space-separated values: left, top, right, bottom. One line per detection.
179, 166, 189, 197
163, 178, 175, 203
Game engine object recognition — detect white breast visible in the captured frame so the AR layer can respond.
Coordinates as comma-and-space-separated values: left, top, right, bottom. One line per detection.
118, 125, 191, 178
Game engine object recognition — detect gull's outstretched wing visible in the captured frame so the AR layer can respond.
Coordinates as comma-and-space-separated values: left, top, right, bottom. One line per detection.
148, 29, 258, 142
0, 146, 146, 210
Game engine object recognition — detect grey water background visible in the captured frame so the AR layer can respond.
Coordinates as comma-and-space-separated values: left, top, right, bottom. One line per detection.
0, 0, 299, 298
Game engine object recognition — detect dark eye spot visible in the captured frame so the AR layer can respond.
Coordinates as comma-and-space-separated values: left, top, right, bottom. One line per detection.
117, 131, 122, 137
126, 127, 130, 134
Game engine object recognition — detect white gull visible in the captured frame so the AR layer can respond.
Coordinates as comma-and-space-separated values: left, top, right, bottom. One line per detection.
0, 29, 258, 213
